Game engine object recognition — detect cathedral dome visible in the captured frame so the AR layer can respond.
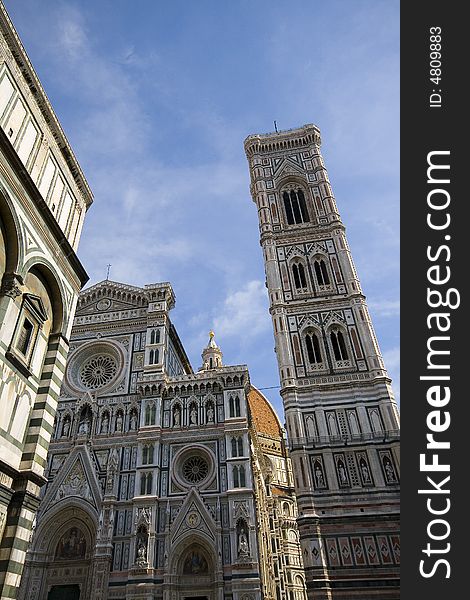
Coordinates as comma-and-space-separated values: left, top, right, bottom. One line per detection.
247, 386, 283, 438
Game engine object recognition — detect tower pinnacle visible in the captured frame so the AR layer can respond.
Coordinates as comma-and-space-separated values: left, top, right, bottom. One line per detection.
200, 331, 223, 370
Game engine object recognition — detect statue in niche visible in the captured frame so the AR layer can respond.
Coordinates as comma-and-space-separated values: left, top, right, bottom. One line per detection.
173, 406, 181, 427
115, 412, 123, 432
135, 525, 148, 566
337, 460, 348, 484
136, 541, 147, 564
206, 403, 214, 423
62, 417, 71, 437
189, 404, 198, 425
360, 458, 371, 483
100, 413, 109, 434
78, 417, 89, 435
314, 461, 325, 487
130, 411, 138, 430
383, 457, 397, 482
78, 406, 92, 435
238, 526, 249, 556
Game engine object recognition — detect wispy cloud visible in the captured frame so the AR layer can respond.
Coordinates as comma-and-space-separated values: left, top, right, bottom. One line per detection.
213, 280, 271, 339
368, 299, 400, 318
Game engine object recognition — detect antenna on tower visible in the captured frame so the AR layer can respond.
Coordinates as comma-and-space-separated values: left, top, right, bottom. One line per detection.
106, 264, 111, 281
274, 120, 278, 133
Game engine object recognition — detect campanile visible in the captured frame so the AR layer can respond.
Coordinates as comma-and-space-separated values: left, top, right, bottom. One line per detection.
244, 124, 400, 599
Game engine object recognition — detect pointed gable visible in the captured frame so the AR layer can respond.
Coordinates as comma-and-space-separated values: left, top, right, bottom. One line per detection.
42, 445, 102, 513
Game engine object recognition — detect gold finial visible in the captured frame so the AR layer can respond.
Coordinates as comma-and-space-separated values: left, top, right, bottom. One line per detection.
209, 330, 215, 339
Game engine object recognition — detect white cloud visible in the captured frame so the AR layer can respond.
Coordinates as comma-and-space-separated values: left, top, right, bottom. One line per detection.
213, 280, 271, 339
368, 299, 400, 318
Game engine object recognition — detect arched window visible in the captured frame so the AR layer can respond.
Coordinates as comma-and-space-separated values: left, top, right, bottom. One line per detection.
140, 472, 153, 495
229, 396, 241, 418
154, 348, 159, 364
149, 349, 154, 364
231, 437, 244, 457
283, 188, 310, 225
305, 332, 322, 364
314, 259, 330, 286
292, 262, 307, 290
331, 330, 349, 361
142, 444, 154, 465
145, 403, 156, 426
233, 465, 246, 488
150, 330, 155, 344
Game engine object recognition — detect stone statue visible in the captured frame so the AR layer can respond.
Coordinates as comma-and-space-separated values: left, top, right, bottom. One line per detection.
360, 460, 371, 483
62, 418, 70, 437
238, 527, 249, 556
338, 462, 347, 484
190, 405, 198, 425
78, 416, 90, 435
136, 540, 147, 566
130, 412, 138, 430
314, 463, 324, 487
384, 459, 396, 482
115, 412, 123, 432
206, 404, 214, 423
173, 406, 181, 427
101, 414, 109, 434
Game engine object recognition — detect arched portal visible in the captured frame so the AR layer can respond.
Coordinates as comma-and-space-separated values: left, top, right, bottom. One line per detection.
19, 503, 97, 600
169, 537, 218, 600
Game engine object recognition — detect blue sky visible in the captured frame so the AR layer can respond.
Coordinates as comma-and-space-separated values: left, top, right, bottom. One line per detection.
5, 0, 400, 417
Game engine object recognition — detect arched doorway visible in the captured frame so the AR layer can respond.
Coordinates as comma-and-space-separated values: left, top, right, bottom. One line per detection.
172, 541, 217, 600
47, 584, 80, 600
19, 504, 97, 600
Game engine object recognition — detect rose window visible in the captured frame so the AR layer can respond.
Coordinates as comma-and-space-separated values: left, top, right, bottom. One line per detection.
79, 355, 117, 389
182, 456, 209, 484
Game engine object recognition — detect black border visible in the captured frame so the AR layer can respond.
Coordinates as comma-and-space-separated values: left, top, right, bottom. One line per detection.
401, 4, 466, 597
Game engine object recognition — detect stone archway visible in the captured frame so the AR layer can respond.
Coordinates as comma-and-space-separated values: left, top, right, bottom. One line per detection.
168, 537, 219, 600
18, 504, 97, 600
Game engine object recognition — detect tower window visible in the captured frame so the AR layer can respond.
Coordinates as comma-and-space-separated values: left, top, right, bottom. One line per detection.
331, 330, 349, 361
149, 348, 159, 365
305, 332, 322, 364
314, 259, 330, 286
292, 262, 307, 290
283, 188, 310, 225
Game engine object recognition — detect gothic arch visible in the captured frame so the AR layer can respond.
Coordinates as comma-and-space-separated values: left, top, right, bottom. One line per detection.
25, 502, 97, 600
170, 534, 217, 593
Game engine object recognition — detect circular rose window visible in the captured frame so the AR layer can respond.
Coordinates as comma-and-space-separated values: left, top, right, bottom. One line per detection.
182, 456, 209, 484
79, 355, 117, 389
65, 340, 125, 394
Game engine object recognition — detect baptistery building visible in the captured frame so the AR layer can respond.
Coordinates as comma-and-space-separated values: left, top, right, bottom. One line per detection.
19, 279, 307, 600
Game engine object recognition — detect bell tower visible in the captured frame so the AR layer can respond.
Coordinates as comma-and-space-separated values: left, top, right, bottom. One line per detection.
244, 124, 400, 600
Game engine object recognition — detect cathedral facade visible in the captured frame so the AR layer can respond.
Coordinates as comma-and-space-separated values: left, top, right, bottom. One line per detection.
244, 124, 400, 599
19, 280, 307, 600
0, 4, 92, 598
